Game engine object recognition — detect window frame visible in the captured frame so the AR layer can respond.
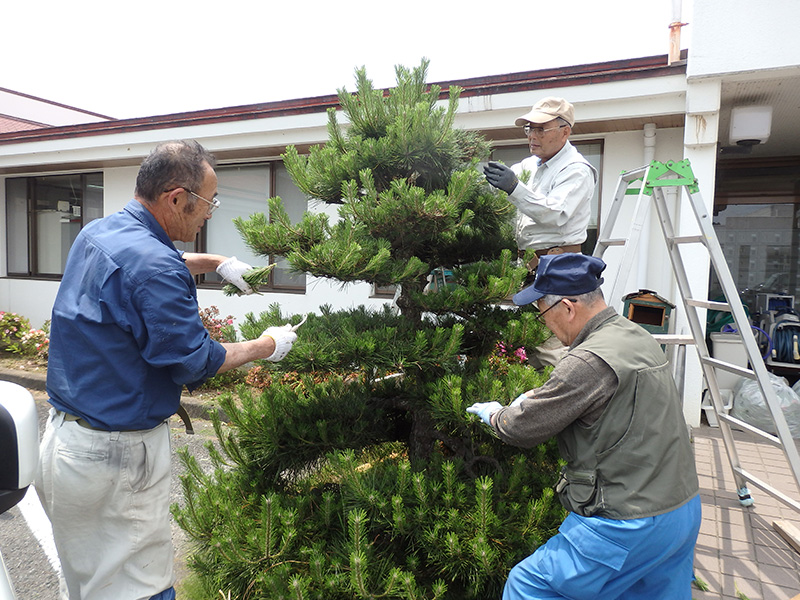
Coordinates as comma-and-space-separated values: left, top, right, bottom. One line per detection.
710, 156, 800, 311
194, 160, 308, 293
5, 172, 104, 279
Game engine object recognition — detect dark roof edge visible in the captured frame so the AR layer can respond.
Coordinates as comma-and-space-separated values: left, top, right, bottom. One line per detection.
0, 52, 687, 146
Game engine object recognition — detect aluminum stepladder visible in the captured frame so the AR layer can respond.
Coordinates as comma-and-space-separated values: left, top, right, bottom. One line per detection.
594, 159, 800, 512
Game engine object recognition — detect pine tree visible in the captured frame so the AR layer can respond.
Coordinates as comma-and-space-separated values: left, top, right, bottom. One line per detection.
174, 60, 565, 600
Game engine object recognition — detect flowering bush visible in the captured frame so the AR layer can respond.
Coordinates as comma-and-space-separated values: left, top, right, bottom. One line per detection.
11, 328, 50, 359
487, 340, 528, 374
197, 306, 244, 390
0, 312, 32, 352
199, 306, 237, 343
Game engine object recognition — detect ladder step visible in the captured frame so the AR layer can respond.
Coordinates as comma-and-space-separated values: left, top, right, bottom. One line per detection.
701, 356, 756, 380
685, 298, 731, 311
595, 238, 628, 247
652, 334, 695, 345
668, 234, 706, 245
718, 412, 781, 446
732, 467, 800, 512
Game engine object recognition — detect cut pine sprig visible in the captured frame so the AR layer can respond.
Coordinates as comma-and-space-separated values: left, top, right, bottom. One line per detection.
222, 264, 275, 296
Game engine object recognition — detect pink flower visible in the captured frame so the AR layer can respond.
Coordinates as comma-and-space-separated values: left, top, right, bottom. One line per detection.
514, 347, 527, 362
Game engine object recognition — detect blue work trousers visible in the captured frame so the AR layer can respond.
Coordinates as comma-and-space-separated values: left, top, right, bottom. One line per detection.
150, 587, 175, 600
503, 495, 701, 600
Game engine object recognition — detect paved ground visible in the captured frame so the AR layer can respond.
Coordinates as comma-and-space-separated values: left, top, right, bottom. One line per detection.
692, 425, 800, 600
2, 365, 800, 599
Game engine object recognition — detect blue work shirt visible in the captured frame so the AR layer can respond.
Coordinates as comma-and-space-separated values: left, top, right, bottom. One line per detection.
47, 200, 227, 431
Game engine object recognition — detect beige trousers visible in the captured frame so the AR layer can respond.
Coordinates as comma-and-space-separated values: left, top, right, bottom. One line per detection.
36, 409, 174, 600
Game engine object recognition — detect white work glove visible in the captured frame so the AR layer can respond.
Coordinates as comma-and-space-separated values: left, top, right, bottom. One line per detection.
466, 401, 503, 426
260, 324, 298, 362
216, 256, 256, 295
510, 393, 528, 408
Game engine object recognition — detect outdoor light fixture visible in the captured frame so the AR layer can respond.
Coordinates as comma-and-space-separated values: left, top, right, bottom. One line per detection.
729, 105, 772, 146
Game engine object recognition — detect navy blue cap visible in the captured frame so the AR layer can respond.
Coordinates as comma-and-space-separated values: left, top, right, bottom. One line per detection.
513, 253, 606, 306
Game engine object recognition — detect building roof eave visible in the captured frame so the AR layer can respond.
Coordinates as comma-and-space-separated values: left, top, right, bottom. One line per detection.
0, 52, 687, 147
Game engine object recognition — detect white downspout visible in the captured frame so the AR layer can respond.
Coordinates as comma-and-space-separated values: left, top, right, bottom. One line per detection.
643, 122, 657, 170
637, 123, 657, 286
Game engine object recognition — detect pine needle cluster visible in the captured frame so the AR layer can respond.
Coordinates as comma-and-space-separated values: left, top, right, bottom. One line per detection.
173, 60, 565, 599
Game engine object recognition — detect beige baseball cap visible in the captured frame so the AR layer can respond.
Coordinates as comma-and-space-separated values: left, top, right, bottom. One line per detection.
515, 97, 575, 127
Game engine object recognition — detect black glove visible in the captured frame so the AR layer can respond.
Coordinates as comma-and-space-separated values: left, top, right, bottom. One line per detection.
484, 161, 518, 194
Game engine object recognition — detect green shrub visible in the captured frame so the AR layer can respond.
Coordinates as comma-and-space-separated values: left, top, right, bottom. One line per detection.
173, 61, 563, 599
174, 360, 564, 600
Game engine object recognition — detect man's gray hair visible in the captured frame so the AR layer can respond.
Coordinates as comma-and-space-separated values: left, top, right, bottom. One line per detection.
134, 140, 216, 203
541, 287, 604, 308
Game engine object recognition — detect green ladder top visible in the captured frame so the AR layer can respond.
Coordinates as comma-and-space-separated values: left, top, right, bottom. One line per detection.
624, 159, 700, 196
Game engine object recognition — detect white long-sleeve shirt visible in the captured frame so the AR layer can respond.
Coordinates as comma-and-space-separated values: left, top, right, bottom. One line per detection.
508, 141, 597, 252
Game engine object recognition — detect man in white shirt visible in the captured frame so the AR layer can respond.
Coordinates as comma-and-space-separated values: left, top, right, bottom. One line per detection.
484, 97, 598, 367
485, 97, 597, 272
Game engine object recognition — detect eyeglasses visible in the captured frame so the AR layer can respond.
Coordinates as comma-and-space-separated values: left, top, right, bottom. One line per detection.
535, 298, 578, 324
185, 189, 220, 215
164, 187, 221, 215
523, 124, 568, 137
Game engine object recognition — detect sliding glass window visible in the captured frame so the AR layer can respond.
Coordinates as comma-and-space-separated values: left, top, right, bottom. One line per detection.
5, 173, 103, 278
198, 162, 307, 291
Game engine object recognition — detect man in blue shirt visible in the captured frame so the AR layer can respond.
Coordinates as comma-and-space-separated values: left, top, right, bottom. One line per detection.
35, 140, 297, 600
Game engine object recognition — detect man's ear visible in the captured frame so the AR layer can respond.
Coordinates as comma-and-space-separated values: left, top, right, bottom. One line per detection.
163, 187, 183, 207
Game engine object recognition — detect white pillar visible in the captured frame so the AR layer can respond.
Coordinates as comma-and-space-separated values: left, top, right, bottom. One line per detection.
680, 77, 722, 426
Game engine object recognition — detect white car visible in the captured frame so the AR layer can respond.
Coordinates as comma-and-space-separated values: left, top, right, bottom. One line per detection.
0, 381, 39, 600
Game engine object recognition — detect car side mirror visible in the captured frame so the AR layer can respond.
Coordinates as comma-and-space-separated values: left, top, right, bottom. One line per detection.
0, 382, 39, 515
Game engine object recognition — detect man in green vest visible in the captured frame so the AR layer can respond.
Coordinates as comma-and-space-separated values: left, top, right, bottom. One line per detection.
467, 253, 700, 599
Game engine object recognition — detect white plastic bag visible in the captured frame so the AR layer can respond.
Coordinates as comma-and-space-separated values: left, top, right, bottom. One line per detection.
731, 372, 800, 438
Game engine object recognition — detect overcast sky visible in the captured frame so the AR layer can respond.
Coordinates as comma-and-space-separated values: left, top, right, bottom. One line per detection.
3, 0, 692, 120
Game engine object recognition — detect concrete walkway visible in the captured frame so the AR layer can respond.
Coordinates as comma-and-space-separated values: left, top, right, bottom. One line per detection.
692, 425, 800, 600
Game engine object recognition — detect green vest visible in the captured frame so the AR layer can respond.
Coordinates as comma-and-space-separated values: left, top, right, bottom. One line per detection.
556, 314, 699, 519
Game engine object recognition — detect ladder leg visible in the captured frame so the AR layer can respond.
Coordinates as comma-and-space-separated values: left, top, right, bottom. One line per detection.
684, 189, 800, 496
650, 186, 752, 500
594, 165, 652, 310
594, 165, 650, 257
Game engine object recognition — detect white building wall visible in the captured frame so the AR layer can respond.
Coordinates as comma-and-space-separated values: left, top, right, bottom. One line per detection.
1, 70, 710, 422
0, 125, 690, 340
105, 166, 139, 214
688, 0, 800, 78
